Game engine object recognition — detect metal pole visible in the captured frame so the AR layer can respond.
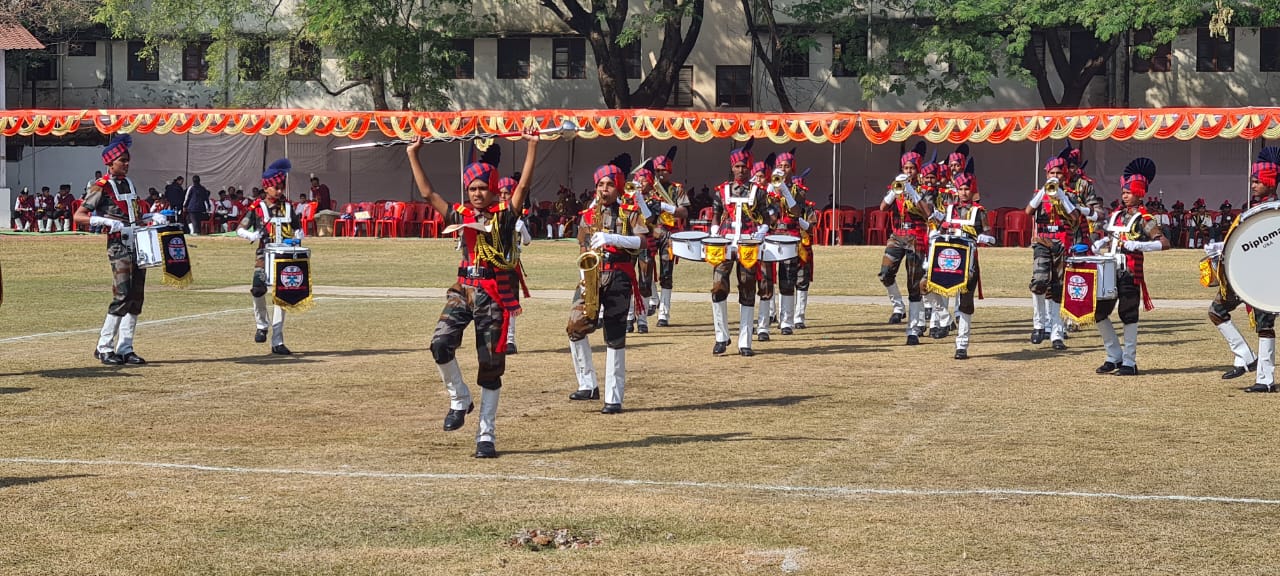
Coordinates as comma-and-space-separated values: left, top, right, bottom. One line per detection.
1034, 140, 1041, 188
832, 140, 839, 245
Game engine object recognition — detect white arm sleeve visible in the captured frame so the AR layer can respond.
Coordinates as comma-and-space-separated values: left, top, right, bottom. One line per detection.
1028, 190, 1045, 209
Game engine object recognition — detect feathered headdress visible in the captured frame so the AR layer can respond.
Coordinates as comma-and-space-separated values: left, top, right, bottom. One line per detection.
633, 157, 655, 185
947, 143, 970, 167
752, 152, 777, 177
901, 141, 927, 170
954, 158, 978, 195
594, 153, 632, 190
1121, 157, 1156, 198
793, 167, 812, 190
730, 138, 755, 167
653, 145, 678, 171
497, 177, 518, 193
777, 147, 797, 169
921, 150, 941, 176
1252, 146, 1280, 188
462, 143, 502, 192
261, 158, 292, 189
102, 134, 132, 165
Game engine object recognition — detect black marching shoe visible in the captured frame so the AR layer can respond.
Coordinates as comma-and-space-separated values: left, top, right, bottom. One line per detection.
739, 347, 755, 357
626, 322, 635, 333
713, 341, 729, 355
637, 324, 648, 334
569, 388, 600, 401
888, 312, 904, 325
657, 319, 669, 327
770, 315, 778, 325
121, 352, 147, 365
1030, 329, 1046, 344
1222, 360, 1258, 380
254, 328, 268, 343
505, 343, 518, 355
648, 305, 658, 316
96, 350, 124, 366
271, 344, 292, 355
601, 403, 622, 414
1096, 361, 1119, 374
954, 348, 968, 360
1115, 364, 1139, 376
795, 322, 807, 329
757, 332, 770, 342
781, 327, 793, 336
443, 402, 475, 431
474, 441, 497, 458
906, 334, 920, 346
1244, 383, 1278, 393
1052, 339, 1067, 351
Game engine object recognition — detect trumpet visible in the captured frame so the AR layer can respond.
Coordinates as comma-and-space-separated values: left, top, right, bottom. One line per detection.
624, 181, 640, 194
771, 173, 786, 185
1044, 178, 1060, 196
332, 119, 584, 151
890, 179, 906, 195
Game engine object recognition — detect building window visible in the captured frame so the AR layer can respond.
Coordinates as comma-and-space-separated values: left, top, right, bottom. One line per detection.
715, 65, 751, 108
624, 41, 642, 79
778, 40, 809, 77
497, 38, 530, 79
1263, 28, 1280, 72
1197, 27, 1234, 72
831, 31, 866, 77
668, 65, 693, 107
553, 37, 587, 79
67, 41, 97, 57
239, 41, 269, 81
182, 41, 210, 81
451, 39, 474, 79
288, 41, 321, 81
27, 46, 58, 81
1131, 29, 1172, 73
127, 41, 159, 81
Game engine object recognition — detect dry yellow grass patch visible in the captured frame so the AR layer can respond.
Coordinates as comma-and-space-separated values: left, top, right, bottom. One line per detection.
1, 236, 1276, 575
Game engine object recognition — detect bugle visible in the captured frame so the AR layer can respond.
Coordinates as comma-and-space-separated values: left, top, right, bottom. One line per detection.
333, 119, 583, 151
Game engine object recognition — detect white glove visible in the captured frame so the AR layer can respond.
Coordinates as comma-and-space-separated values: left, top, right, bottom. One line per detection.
90, 216, 124, 233
293, 229, 305, 241
149, 213, 169, 225
883, 192, 896, 205
928, 229, 941, 240
660, 202, 676, 214
1092, 237, 1111, 253
798, 218, 811, 231
753, 224, 770, 241
1077, 205, 1092, 218
237, 228, 261, 243
1204, 241, 1224, 258
710, 225, 720, 236
590, 232, 641, 250
931, 210, 945, 222
1028, 189, 1045, 209
772, 168, 787, 180
1123, 239, 1163, 252
977, 234, 996, 246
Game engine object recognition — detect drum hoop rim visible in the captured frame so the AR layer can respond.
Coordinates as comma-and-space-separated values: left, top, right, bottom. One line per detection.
1222, 207, 1280, 310
671, 231, 710, 239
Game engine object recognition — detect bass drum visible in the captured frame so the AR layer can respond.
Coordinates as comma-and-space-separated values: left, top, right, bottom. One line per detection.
670, 230, 708, 261
1222, 200, 1280, 311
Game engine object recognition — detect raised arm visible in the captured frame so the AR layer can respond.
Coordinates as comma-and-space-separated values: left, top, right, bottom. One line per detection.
509, 129, 540, 213
406, 137, 450, 216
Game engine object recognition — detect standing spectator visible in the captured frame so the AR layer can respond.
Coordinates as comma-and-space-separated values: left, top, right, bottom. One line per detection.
54, 184, 76, 231
164, 176, 185, 220
85, 170, 103, 199
183, 174, 212, 235
309, 175, 332, 211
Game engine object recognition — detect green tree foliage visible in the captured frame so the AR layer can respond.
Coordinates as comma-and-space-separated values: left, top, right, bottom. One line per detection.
94, 0, 482, 110
789, 0, 1279, 109
537, 0, 704, 109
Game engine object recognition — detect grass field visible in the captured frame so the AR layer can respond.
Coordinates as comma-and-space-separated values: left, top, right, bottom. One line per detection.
2, 235, 1278, 575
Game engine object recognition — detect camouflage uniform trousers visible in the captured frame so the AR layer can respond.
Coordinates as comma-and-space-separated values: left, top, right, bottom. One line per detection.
107, 242, 146, 316
1095, 270, 1142, 325
566, 270, 633, 349
1210, 286, 1277, 337
711, 259, 762, 307
1029, 237, 1066, 303
878, 234, 924, 301
653, 227, 678, 290
430, 283, 507, 390
635, 247, 654, 299
957, 258, 982, 315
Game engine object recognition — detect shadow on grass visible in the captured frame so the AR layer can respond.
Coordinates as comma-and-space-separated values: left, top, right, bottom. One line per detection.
627, 394, 825, 413
147, 348, 422, 366
503, 430, 831, 455
0, 474, 95, 489
0, 387, 33, 394
3, 366, 145, 379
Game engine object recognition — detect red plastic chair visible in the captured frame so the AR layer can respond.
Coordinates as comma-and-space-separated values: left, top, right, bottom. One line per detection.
864, 209, 892, 246
837, 208, 861, 245
689, 206, 714, 233
374, 201, 405, 237
1002, 210, 1030, 247
334, 203, 360, 237
70, 199, 84, 231
299, 201, 319, 235
420, 207, 444, 238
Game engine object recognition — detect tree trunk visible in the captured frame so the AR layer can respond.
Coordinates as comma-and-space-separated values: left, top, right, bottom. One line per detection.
369, 74, 390, 111
740, 0, 794, 112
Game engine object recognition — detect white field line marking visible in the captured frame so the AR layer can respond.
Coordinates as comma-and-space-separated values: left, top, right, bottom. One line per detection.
4, 457, 1280, 506
0, 308, 254, 344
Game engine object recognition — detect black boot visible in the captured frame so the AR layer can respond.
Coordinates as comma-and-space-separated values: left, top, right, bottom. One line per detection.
443, 402, 474, 431
1096, 361, 1118, 374
569, 388, 599, 401
474, 441, 497, 458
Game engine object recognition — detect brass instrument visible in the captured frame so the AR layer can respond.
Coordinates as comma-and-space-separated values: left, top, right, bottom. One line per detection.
1044, 178, 1060, 197
577, 196, 605, 321
890, 179, 906, 195
654, 180, 677, 227
771, 173, 786, 185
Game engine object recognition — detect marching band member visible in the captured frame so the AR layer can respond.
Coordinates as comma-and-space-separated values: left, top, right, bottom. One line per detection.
1203, 147, 1280, 390
651, 147, 690, 327
237, 159, 305, 356
709, 139, 770, 356
1188, 198, 1212, 248
770, 149, 809, 335
790, 171, 818, 329
498, 177, 533, 354
937, 163, 995, 359
751, 154, 779, 342
626, 165, 657, 335
407, 130, 540, 458
920, 156, 954, 338
1024, 152, 1089, 351
567, 155, 649, 413
1091, 158, 1168, 376
878, 142, 935, 344
74, 134, 169, 365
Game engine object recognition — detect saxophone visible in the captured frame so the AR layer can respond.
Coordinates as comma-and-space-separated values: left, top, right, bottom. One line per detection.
577, 195, 605, 321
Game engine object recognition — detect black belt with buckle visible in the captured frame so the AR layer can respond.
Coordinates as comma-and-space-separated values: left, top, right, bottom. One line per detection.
1041, 225, 1061, 232
458, 266, 496, 280
601, 252, 632, 264
897, 223, 919, 230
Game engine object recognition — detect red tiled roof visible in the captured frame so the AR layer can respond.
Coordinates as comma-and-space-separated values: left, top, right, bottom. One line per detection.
0, 22, 45, 50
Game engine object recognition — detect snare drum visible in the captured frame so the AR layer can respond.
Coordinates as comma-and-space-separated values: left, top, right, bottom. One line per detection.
762, 235, 800, 262
1066, 255, 1118, 300
702, 236, 732, 261
133, 225, 165, 268
670, 230, 709, 261
265, 243, 312, 286
1222, 200, 1280, 310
